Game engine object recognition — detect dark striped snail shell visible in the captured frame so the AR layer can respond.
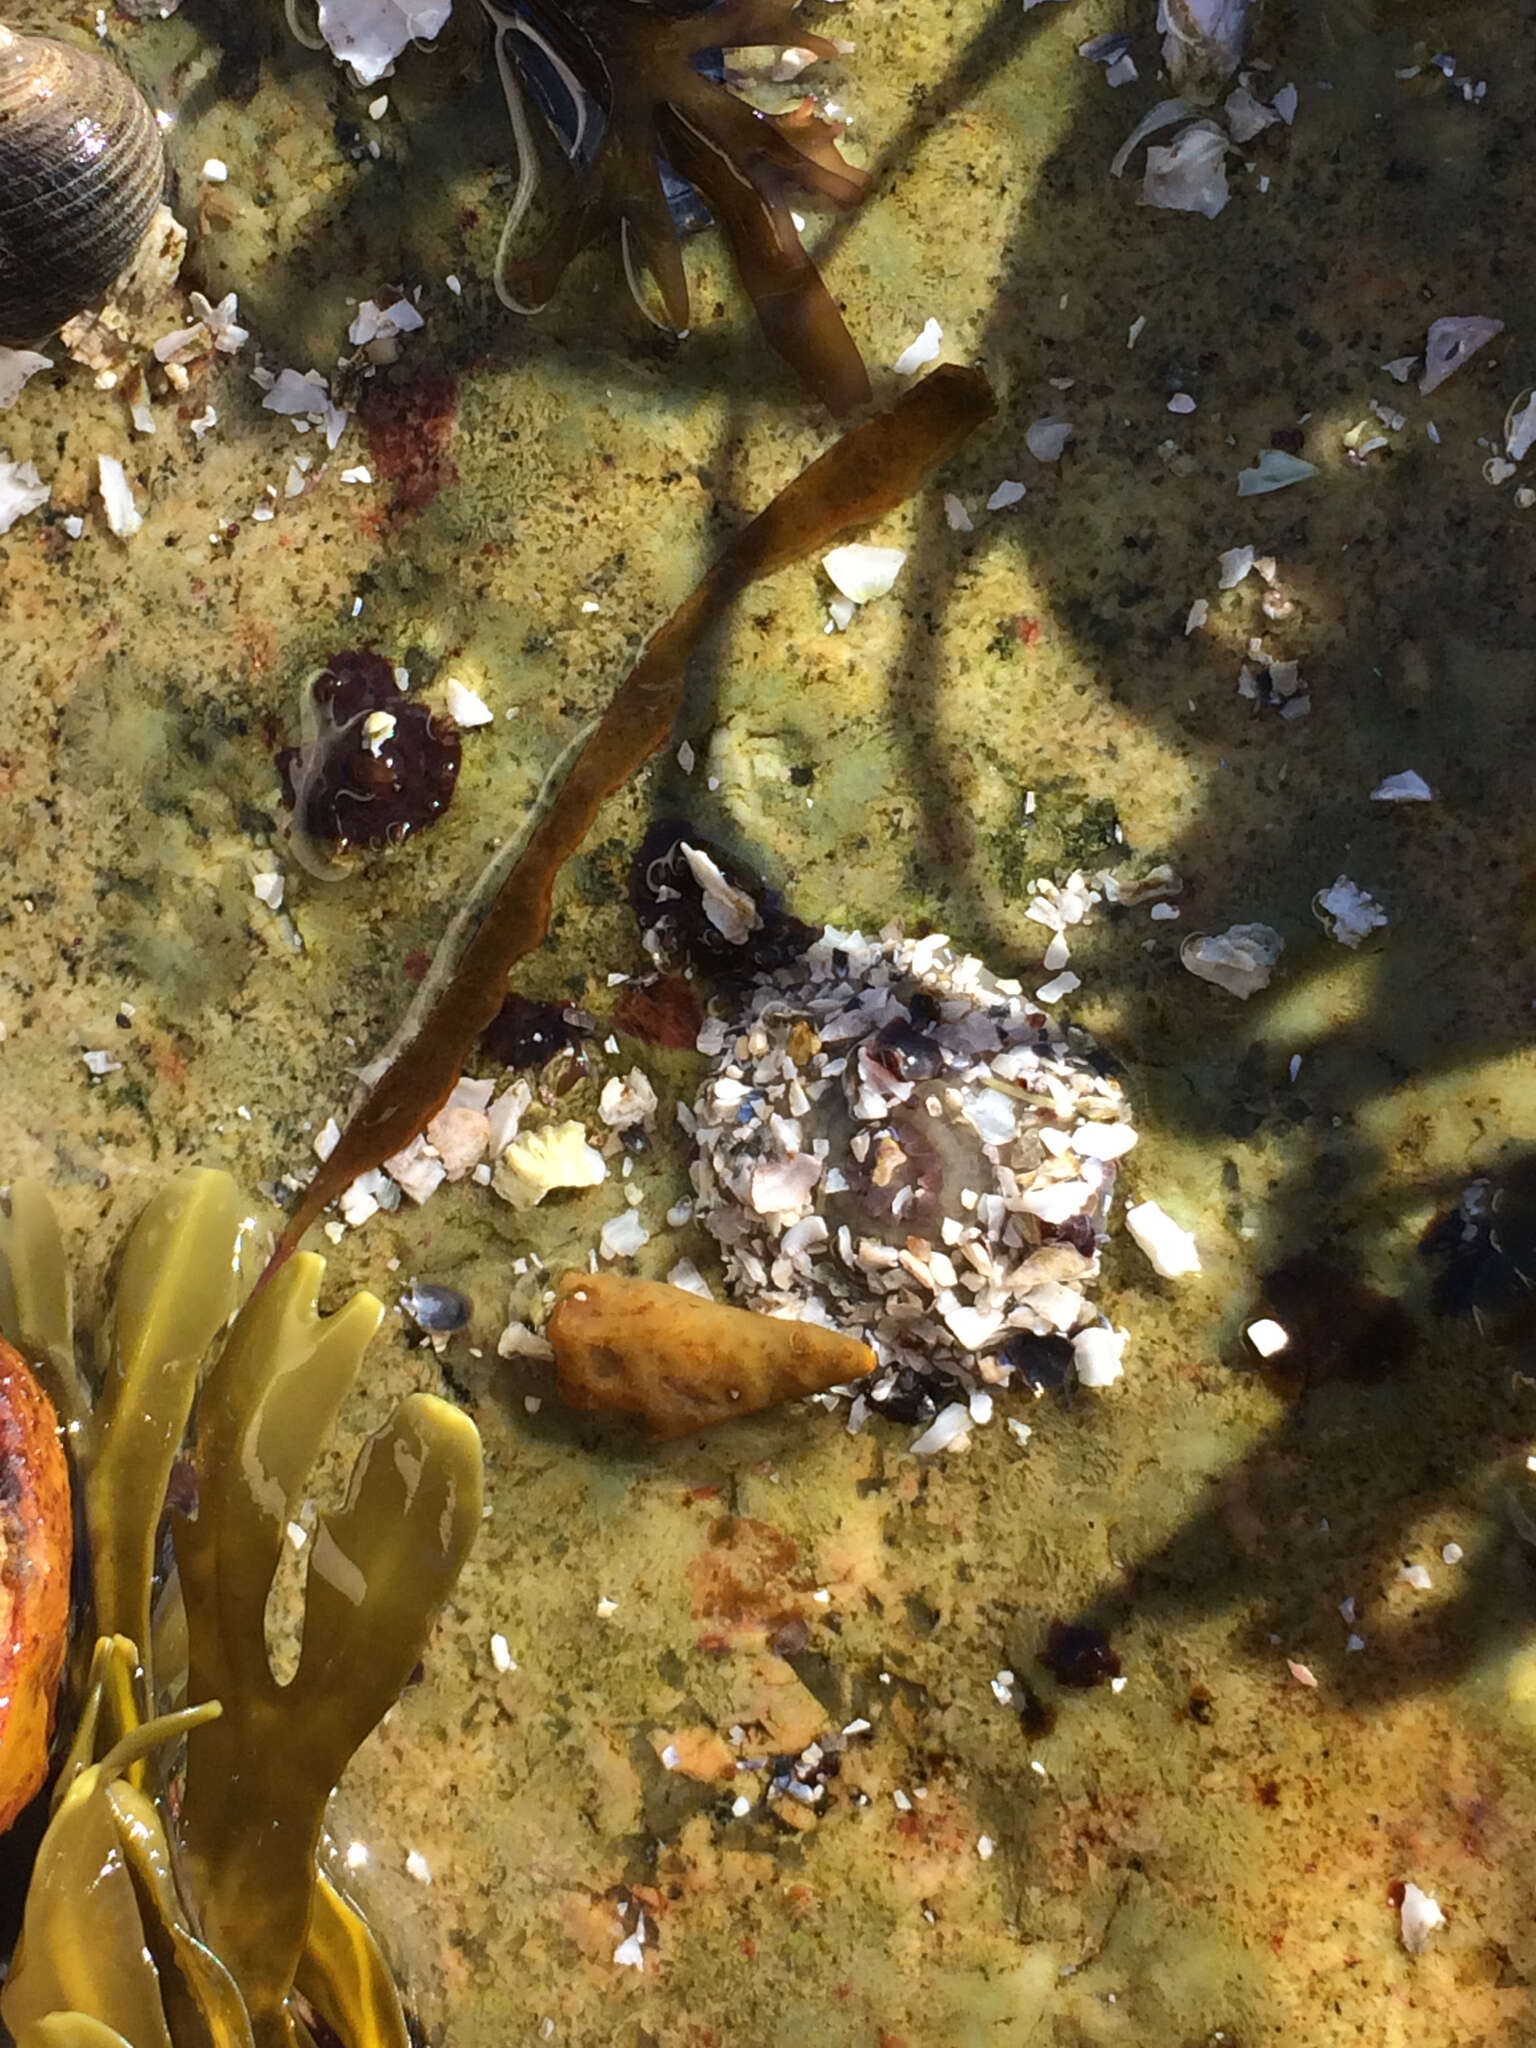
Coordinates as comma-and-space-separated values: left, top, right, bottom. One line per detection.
0, 22, 167, 347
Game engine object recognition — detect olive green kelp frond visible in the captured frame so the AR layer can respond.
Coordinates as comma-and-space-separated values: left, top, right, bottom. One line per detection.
174, 1256, 483, 2045
0, 1177, 485, 2048
0, 1177, 82, 1429
1, 1635, 231, 2048
87, 1172, 256, 1682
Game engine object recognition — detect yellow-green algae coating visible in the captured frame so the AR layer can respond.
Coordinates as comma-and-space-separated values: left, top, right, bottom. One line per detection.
1, 0, 1536, 2042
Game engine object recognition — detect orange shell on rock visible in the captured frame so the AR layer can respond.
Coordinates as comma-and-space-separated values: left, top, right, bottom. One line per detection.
0, 1334, 72, 1833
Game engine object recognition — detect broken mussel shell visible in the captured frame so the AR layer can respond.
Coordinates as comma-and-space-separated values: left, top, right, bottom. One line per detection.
276, 649, 461, 874
0, 24, 168, 347
547, 1270, 875, 1439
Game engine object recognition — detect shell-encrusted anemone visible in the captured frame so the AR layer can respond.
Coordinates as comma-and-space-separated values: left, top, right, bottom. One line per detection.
690, 925, 1138, 1409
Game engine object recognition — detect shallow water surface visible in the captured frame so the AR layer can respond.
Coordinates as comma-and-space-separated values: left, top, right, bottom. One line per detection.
3, 0, 1536, 2040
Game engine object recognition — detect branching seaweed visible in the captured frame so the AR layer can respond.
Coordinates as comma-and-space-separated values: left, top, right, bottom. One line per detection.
269, 364, 996, 1271
0, 1175, 484, 2048
485, 0, 871, 409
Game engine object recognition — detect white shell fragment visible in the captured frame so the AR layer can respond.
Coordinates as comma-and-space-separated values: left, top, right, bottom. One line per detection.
1110, 97, 1198, 180
444, 678, 493, 726
599, 1069, 659, 1130
316, 0, 451, 85
493, 1121, 607, 1208
0, 348, 51, 411
1142, 121, 1230, 218
1507, 391, 1536, 463
599, 1208, 650, 1260
909, 1402, 973, 1456
1399, 1883, 1446, 1956
680, 843, 759, 944
348, 298, 426, 347
1245, 1316, 1289, 1358
1314, 877, 1389, 948
1224, 84, 1276, 143
1073, 1325, 1126, 1388
1238, 449, 1318, 495
1181, 924, 1284, 998
1125, 1200, 1202, 1279
1370, 770, 1433, 802
822, 543, 906, 605
0, 455, 49, 535
892, 319, 942, 375
96, 455, 142, 538
1419, 316, 1503, 396
1158, 0, 1250, 89
1218, 544, 1254, 588
1026, 417, 1073, 463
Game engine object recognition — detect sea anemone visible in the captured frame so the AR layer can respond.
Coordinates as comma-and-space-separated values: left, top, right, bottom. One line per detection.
688, 923, 1138, 1415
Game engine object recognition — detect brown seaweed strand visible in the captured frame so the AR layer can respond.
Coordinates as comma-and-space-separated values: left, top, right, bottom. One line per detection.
267, 366, 995, 1274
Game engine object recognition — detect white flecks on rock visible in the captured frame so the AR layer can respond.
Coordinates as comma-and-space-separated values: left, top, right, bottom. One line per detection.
1180, 924, 1284, 998
82, 1049, 122, 1077
1397, 1562, 1433, 1592
1125, 1199, 1202, 1278
251, 869, 284, 909
943, 492, 974, 532
987, 478, 1027, 510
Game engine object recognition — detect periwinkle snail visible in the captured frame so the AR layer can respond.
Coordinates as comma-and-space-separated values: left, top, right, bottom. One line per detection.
0, 22, 167, 347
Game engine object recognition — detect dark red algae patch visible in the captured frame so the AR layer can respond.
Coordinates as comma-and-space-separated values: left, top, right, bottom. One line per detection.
360, 364, 460, 516
1252, 1251, 1416, 1387
612, 974, 705, 1050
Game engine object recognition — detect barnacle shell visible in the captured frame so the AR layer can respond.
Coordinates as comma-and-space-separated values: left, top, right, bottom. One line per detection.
0, 23, 167, 347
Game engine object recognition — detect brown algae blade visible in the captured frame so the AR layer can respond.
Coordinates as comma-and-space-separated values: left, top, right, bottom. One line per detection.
175, 1239, 481, 2039
269, 365, 996, 1269
86, 1171, 254, 1678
